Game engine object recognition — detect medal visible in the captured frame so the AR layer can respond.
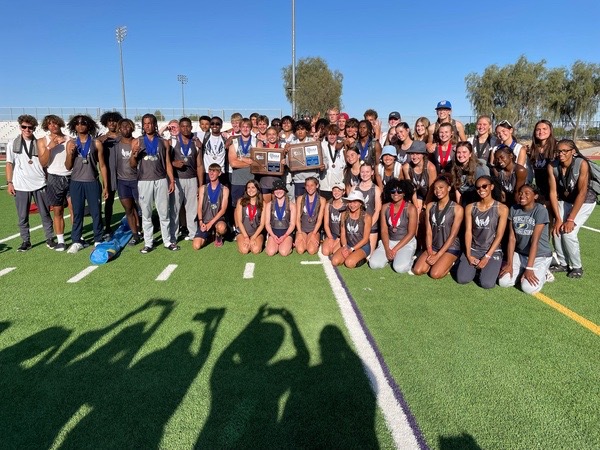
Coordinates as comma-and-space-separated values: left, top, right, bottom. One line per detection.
305, 194, 317, 222
248, 204, 257, 222
183, 157, 189, 163
389, 200, 405, 232
179, 135, 192, 161
82, 158, 89, 164
207, 182, 221, 209
76, 136, 92, 161
144, 156, 149, 161
28, 160, 33, 165
392, 227, 397, 233
332, 164, 336, 168
239, 137, 252, 157
144, 135, 159, 161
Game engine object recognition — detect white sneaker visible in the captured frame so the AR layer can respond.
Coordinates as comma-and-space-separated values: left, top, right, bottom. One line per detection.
545, 270, 555, 283
67, 243, 84, 254
184, 236, 193, 241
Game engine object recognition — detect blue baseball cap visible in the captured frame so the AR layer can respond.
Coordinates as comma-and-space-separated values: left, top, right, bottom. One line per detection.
381, 145, 397, 158
435, 100, 452, 110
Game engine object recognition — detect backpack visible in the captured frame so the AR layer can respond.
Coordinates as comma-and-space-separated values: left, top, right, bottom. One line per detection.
553, 154, 600, 199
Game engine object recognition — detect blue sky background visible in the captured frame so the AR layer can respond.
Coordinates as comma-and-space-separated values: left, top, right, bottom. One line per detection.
2, 0, 599, 120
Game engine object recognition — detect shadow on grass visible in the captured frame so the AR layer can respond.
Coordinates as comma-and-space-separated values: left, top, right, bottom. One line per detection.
197, 305, 378, 448
0, 299, 225, 449
439, 432, 482, 449
0, 321, 10, 335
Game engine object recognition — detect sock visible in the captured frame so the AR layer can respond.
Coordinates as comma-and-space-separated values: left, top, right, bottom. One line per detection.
57, 234, 65, 244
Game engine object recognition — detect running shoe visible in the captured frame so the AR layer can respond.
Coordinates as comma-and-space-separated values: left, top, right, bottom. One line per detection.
17, 241, 32, 252
140, 246, 153, 254
549, 264, 568, 273
567, 268, 583, 279
214, 235, 224, 247
166, 243, 180, 251
46, 239, 57, 249
55, 243, 66, 252
67, 243, 84, 254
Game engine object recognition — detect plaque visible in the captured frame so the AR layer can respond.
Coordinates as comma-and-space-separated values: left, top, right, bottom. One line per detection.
251, 147, 285, 175
287, 141, 323, 172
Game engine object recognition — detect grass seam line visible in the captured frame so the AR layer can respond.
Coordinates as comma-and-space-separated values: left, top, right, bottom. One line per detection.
243, 262, 255, 279
534, 292, 600, 336
581, 225, 600, 234
0, 267, 16, 277
318, 251, 428, 450
156, 264, 178, 281
67, 266, 98, 283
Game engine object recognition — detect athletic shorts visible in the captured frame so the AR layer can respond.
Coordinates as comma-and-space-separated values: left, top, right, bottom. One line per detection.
46, 174, 70, 207
272, 228, 287, 238
194, 220, 225, 240
117, 179, 139, 200
433, 246, 462, 257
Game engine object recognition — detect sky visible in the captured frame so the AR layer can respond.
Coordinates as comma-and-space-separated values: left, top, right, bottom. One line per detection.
2, 0, 600, 122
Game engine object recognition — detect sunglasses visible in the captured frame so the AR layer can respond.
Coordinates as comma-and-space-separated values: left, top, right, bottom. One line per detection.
476, 183, 491, 190
557, 149, 573, 154
75, 121, 88, 126
389, 189, 404, 194
497, 120, 513, 128
21, 125, 35, 130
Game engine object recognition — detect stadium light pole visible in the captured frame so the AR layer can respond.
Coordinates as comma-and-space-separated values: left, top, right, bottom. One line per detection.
291, 0, 296, 119
115, 26, 127, 117
177, 74, 188, 116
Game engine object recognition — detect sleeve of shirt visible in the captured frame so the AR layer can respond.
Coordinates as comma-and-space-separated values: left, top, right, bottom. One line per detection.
533, 203, 549, 224
6, 140, 15, 164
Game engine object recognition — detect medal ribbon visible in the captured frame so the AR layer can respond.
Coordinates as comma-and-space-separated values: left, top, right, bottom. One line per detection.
305, 194, 317, 219
239, 137, 251, 156
76, 136, 92, 159
144, 135, 159, 157
21, 139, 35, 160
437, 142, 452, 169
207, 182, 221, 206
358, 138, 371, 161
274, 198, 286, 221
248, 204, 257, 222
390, 200, 406, 229
179, 135, 191, 157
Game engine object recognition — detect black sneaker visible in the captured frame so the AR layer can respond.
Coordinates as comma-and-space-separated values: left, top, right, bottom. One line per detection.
567, 268, 583, 279
129, 237, 141, 246
166, 243, 180, 251
46, 239, 57, 249
17, 241, 32, 252
140, 246, 153, 254
55, 243, 66, 252
549, 264, 568, 273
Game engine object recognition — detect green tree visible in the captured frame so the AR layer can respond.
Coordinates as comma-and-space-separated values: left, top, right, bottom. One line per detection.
543, 61, 600, 140
282, 57, 343, 118
464, 122, 476, 137
134, 110, 166, 122
465, 55, 547, 129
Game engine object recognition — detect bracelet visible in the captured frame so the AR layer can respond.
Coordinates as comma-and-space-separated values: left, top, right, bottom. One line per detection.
350, 246, 355, 252
483, 254, 491, 259
566, 218, 575, 222
7, 181, 13, 184
525, 266, 535, 270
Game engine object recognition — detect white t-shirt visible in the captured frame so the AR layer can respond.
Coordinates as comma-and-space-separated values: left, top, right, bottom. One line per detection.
45, 135, 72, 176
6, 138, 47, 191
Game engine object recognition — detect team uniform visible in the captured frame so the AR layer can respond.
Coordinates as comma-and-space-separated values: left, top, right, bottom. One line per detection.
169, 135, 200, 241
429, 201, 462, 256
45, 135, 72, 207
343, 211, 370, 255
269, 197, 291, 238
369, 202, 416, 272
457, 201, 503, 288
195, 182, 225, 240
327, 200, 345, 240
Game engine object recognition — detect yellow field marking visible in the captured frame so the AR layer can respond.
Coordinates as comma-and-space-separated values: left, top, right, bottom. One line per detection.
534, 292, 600, 336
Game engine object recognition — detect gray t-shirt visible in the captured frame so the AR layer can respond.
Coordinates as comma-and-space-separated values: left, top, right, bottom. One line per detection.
509, 202, 552, 257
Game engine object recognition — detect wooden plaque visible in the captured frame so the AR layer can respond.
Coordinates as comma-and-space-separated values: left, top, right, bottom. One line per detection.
287, 141, 323, 172
251, 147, 285, 175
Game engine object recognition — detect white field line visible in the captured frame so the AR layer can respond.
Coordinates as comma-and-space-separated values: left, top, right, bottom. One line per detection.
318, 251, 422, 450
0, 197, 119, 244
300, 260, 323, 265
243, 262, 255, 279
156, 264, 178, 281
67, 266, 98, 283
582, 225, 600, 233
0, 267, 16, 277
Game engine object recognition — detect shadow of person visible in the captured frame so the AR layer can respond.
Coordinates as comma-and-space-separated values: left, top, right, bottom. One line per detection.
0, 321, 10, 335
196, 304, 309, 449
0, 326, 72, 448
59, 307, 225, 449
281, 324, 379, 449
0, 300, 172, 449
439, 432, 482, 450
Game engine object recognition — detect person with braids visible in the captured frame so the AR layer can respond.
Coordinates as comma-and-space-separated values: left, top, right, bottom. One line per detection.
491, 146, 527, 207
547, 139, 597, 278
451, 141, 490, 206
413, 176, 463, 279
98, 111, 123, 238
369, 179, 418, 273
354, 119, 381, 167
65, 114, 108, 253
235, 179, 266, 254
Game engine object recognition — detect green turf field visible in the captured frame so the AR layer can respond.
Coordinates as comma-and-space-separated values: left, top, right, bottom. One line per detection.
1, 164, 599, 449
